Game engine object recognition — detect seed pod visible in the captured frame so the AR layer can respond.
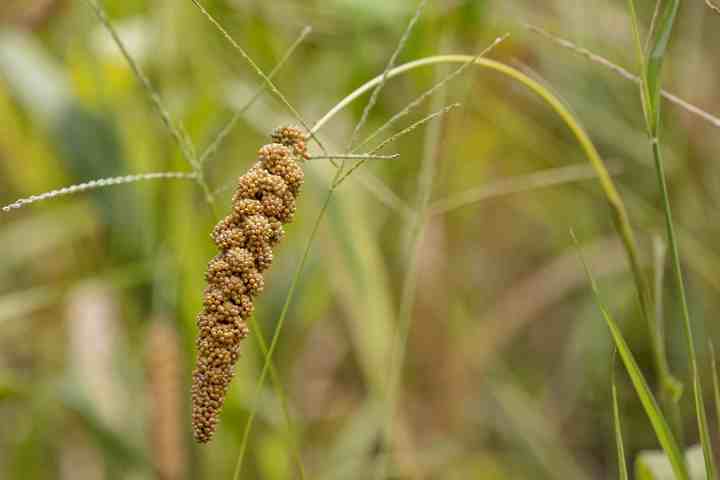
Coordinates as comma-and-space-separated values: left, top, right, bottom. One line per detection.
191, 126, 308, 443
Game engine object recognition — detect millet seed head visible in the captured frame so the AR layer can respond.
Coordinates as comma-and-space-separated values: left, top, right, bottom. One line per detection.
191, 127, 307, 443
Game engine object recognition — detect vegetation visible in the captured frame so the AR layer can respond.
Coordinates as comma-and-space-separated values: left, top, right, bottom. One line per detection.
0, 0, 718, 479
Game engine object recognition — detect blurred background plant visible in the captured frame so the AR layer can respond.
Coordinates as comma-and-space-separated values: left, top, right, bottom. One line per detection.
0, 0, 719, 479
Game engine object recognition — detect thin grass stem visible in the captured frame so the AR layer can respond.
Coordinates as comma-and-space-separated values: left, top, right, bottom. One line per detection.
233, 170, 342, 480
627, 0, 717, 473
308, 153, 400, 161
347, 0, 428, 150
374, 65, 447, 480
189, 0, 329, 156
525, 25, 720, 129
84, 0, 198, 169
248, 315, 306, 480
2, 172, 197, 212
352, 34, 509, 154
334, 103, 460, 187
198, 26, 312, 167
311, 55, 651, 344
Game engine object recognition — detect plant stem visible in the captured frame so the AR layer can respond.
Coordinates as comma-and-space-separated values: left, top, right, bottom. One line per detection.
651, 139, 716, 478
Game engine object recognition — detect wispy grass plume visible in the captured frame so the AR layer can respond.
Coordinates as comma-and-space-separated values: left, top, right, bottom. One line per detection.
2, 172, 197, 212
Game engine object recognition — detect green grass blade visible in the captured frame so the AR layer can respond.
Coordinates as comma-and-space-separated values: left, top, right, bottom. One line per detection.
712, 343, 720, 435
625, 0, 717, 474
644, 0, 680, 134
625, 0, 652, 128
601, 293, 688, 480
692, 370, 716, 480
612, 353, 630, 480
571, 231, 689, 480
311, 54, 655, 393
638, 1, 717, 471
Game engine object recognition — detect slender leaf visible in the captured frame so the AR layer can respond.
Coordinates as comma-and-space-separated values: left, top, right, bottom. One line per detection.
710, 343, 720, 438
571, 231, 689, 480
645, 0, 680, 134
612, 354, 629, 480
625, 0, 652, 127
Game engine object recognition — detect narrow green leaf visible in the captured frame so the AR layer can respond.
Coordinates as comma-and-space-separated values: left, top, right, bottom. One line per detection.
571, 231, 689, 480
625, 0, 652, 128
692, 370, 717, 479
604, 315, 689, 480
634, 0, 717, 475
612, 356, 630, 480
645, 0, 680, 133
712, 343, 720, 436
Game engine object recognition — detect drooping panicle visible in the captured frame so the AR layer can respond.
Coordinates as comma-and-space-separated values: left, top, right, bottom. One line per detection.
191, 126, 307, 443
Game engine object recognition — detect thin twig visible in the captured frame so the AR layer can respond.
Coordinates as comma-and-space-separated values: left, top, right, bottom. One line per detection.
347, 0, 428, 150
334, 103, 460, 187
353, 34, 509, 154
84, 0, 198, 168
189, 0, 328, 155
199, 26, 312, 167
2, 172, 197, 212
308, 153, 400, 161
526, 24, 720, 129
370, 103, 460, 155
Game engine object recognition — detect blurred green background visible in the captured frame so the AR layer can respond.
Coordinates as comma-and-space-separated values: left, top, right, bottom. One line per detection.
0, 0, 719, 478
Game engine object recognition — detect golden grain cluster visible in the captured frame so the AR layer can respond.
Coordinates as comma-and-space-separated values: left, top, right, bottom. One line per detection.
191, 126, 308, 443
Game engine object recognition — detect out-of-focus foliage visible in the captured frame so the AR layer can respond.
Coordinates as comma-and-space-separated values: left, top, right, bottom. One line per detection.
0, 0, 719, 479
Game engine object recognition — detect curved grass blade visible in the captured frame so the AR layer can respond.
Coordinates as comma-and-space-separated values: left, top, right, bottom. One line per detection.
312, 55, 654, 368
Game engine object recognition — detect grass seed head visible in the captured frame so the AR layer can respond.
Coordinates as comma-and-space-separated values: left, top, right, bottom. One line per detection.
191, 127, 307, 443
